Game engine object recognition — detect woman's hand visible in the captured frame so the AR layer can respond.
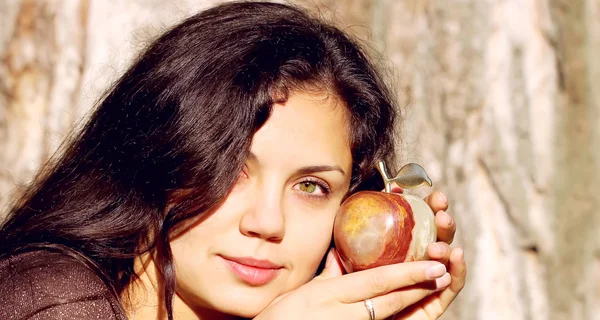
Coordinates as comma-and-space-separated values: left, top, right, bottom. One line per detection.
254, 257, 452, 320
392, 188, 467, 319
255, 189, 466, 320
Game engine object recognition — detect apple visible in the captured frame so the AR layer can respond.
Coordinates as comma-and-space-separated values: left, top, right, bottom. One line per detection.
333, 161, 437, 273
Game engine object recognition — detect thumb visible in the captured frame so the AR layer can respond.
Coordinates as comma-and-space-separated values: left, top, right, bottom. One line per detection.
266, 249, 344, 308
316, 248, 345, 279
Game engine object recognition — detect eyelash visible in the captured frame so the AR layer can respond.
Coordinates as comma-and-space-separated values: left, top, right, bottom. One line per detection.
297, 177, 332, 199
238, 167, 332, 199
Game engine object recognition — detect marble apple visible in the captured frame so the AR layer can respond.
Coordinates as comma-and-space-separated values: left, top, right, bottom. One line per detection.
333, 161, 437, 273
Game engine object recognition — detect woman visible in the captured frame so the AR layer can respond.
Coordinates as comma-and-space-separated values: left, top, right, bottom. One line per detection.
0, 1, 465, 319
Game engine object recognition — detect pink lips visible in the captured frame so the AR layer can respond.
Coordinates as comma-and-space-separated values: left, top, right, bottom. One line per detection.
221, 255, 283, 286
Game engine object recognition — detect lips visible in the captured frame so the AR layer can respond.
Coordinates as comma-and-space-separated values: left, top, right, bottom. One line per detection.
220, 255, 283, 286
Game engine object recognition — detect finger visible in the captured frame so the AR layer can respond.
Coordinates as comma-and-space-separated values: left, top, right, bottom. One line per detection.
390, 182, 404, 193
271, 248, 344, 307
333, 261, 447, 303
437, 247, 467, 310
434, 210, 456, 244
423, 191, 448, 213
316, 248, 344, 279
426, 242, 451, 267
351, 273, 451, 319
269, 289, 293, 306
381, 182, 404, 193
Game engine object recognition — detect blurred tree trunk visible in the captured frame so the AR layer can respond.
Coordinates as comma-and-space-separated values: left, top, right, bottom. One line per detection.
1, 1, 598, 319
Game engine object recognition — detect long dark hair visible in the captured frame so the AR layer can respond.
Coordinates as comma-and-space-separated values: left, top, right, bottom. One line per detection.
0, 1, 399, 318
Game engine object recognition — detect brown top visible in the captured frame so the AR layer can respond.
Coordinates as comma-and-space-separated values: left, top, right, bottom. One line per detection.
0, 250, 127, 319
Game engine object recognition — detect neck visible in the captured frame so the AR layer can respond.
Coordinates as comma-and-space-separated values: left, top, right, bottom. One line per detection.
123, 255, 241, 320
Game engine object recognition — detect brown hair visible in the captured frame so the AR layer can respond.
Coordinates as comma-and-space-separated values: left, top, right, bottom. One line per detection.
0, 1, 399, 318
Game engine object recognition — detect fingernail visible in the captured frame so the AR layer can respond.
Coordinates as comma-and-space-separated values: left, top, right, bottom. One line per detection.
434, 243, 445, 255
425, 264, 446, 279
458, 247, 465, 263
325, 250, 334, 268
443, 211, 453, 226
436, 273, 451, 289
438, 192, 447, 204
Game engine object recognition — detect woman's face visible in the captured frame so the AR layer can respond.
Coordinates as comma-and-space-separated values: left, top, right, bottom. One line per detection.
170, 91, 353, 317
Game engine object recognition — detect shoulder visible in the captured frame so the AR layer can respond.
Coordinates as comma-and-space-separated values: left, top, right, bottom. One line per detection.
0, 249, 126, 319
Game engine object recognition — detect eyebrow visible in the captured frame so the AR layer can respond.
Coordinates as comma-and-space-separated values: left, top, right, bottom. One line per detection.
296, 165, 346, 176
247, 152, 346, 176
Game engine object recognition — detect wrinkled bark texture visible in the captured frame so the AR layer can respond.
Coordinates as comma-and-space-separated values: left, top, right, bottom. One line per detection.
1, 1, 598, 319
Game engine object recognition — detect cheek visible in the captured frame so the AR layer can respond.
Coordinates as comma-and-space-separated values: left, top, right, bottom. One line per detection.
168, 206, 235, 279
169, 224, 212, 281
286, 207, 337, 276
167, 211, 235, 306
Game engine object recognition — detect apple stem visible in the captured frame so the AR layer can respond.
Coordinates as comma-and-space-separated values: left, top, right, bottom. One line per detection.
376, 161, 393, 193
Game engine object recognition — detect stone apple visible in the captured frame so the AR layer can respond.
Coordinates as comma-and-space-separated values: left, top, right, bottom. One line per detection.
333, 161, 437, 273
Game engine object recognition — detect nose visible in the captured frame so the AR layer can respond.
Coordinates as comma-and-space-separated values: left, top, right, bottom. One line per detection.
239, 182, 286, 243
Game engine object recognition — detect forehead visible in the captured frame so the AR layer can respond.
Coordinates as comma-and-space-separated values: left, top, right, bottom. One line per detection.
249, 91, 352, 168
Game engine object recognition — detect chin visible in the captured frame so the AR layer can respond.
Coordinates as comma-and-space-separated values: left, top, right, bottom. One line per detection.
208, 287, 276, 318
224, 305, 266, 319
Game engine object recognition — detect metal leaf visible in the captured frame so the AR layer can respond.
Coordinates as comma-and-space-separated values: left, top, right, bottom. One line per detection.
391, 163, 433, 189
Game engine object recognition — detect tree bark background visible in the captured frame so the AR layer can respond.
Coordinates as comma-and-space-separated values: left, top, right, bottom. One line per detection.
1, 1, 598, 319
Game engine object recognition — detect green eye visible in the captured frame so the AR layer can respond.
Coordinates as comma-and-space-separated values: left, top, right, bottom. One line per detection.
299, 182, 317, 193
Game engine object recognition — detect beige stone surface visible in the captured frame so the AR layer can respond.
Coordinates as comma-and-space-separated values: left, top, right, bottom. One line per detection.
1, 1, 599, 319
